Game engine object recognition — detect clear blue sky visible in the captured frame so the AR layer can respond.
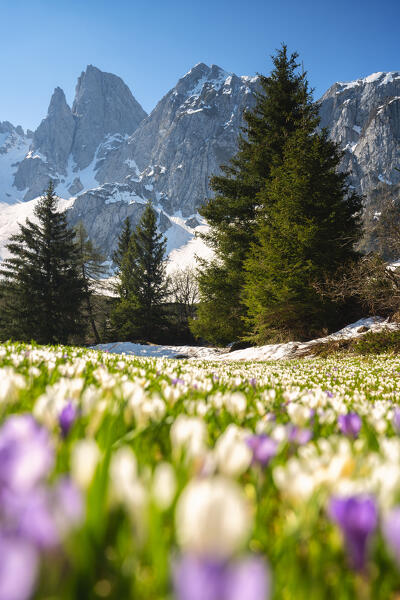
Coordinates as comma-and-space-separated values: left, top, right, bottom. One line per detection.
1, 0, 399, 131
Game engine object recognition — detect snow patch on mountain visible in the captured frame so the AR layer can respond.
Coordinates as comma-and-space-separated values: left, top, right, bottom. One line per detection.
0, 125, 30, 204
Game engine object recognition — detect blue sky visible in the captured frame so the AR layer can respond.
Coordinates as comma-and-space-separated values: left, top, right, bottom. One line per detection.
1, 0, 399, 131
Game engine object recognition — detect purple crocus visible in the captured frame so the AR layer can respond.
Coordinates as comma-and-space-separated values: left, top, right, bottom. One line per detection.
393, 408, 400, 434
53, 477, 84, 533
0, 415, 54, 493
329, 495, 377, 571
173, 554, 270, 600
286, 425, 312, 445
59, 402, 77, 437
246, 435, 278, 467
338, 413, 362, 438
0, 535, 38, 600
382, 506, 400, 565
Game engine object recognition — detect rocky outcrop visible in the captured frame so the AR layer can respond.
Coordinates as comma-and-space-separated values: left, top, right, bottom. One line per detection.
71, 65, 147, 170
319, 72, 400, 201
13, 66, 147, 201
97, 63, 258, 216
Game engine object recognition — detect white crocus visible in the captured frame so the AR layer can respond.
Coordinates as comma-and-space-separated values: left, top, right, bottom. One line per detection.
71, 439, 100, 489
152, 462, 177, 510
175, 476, 251, 559
213, 424, 252, 477
170, 415, 207, 459
224, 392, 247, 418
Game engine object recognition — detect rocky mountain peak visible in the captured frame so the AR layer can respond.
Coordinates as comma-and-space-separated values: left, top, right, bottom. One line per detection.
175, 62, 229, 99
71, 65, 147, 170
47, 86, 70, 116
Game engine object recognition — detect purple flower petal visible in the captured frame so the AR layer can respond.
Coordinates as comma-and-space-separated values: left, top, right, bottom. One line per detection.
246, 435, 278, 467
382, 506, 400, 565
338, 413, 361, 438
53, 477, 84, 532
225, 556, 270, 600
329, 495, 377, 571
59, 402, 77, 438
173, 555, 270, 600
393, 408, 400, 434
0, 535, 38, 600
286, 425, 312, 445
0, 415, 53, 493
173, 555, 225, 600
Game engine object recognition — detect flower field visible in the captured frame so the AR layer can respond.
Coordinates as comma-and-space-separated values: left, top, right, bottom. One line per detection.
2, 342, 400, 599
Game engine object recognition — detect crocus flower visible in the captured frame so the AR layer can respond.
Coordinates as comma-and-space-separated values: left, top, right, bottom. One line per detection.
338, 413, 361, 438
173, 554, 270, 600
286, 425, 312, 445
52, 477, 84, 536
393, 408, 400, 434
59, 402, 77, 437
382, 506, 400, 566
0, 415, 53, 493
329, 495, 377, 571
246, 435, 278, 467
0, 534, 38, 600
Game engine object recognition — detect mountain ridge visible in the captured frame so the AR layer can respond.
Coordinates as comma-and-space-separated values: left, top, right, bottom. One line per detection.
0, 63, 399, 266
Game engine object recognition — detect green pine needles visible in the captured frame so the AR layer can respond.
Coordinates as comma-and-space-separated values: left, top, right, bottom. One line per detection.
112, 203, 169, 342
193, 45, 362, 344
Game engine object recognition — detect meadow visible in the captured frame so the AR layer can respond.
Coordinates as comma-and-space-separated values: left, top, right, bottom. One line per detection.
2, 342, 400, 599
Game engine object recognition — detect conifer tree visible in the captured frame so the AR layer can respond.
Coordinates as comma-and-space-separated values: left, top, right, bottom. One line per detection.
113, 217, 132, 271
111, 202, 169, 342
243, 127, 362, 342
0, 182, 85, 344
75, 221, 108, 344
192, 45, 319, 344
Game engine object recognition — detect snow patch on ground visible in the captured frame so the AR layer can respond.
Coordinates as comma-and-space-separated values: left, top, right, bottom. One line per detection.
215, 317, 399, 362
93, 317, 400, 362
92, 342, 223, 360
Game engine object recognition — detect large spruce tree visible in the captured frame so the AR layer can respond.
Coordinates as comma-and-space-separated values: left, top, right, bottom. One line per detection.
192, 45, 319, 344
111, 202, 169, 342
243, 128, 362, 342
0, 182, 85, 344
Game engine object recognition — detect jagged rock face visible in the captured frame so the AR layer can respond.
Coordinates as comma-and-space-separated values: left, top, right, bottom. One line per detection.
97, 63, 259, 216
13, 88, 75, 199
13, 66, 147, 200
71, 65, 147, 170
319, 72, 400, 202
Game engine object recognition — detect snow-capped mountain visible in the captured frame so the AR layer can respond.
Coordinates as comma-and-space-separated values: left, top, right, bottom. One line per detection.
1, 65, 399, 266
0, 63, 257, 266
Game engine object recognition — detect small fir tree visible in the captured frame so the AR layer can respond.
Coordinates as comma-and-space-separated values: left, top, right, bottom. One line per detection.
0, 182, 85, 344
192, 45, 319, 344
111, 202, 169, 342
